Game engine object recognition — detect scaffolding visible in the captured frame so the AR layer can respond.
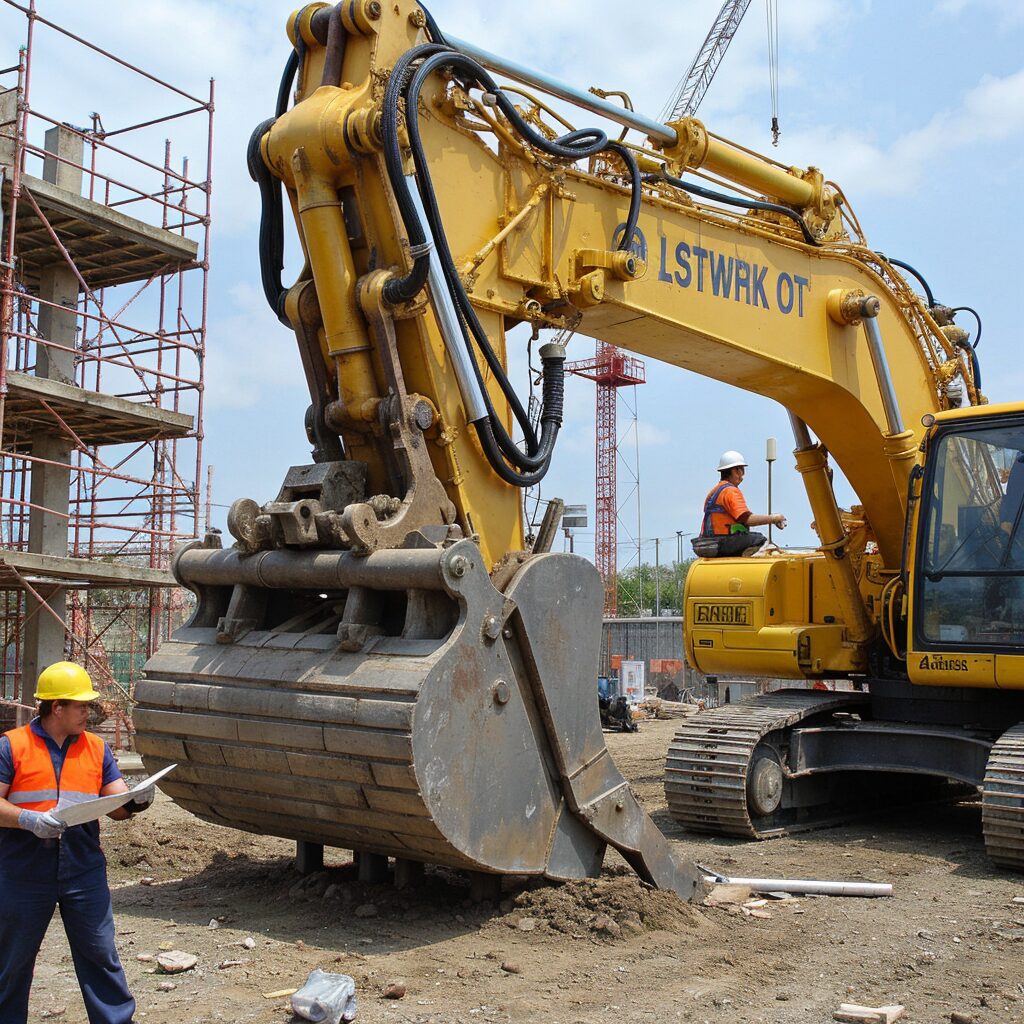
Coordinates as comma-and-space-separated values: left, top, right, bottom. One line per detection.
0, 0, 210, 731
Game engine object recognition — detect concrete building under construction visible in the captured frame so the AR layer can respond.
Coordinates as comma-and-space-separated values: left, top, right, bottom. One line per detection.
0, 0, 210, 734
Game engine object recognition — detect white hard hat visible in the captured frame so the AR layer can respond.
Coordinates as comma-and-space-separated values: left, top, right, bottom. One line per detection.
717, 450, 747, 472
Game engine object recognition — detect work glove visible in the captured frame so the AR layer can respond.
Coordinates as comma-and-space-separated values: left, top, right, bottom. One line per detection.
18, 809, 67, 839
124, 787, 155, 815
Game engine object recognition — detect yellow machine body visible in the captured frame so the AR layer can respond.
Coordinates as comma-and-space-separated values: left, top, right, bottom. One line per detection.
132, 0, 1022, 883
685, 553, 866, 679
904, 401, 1024, 690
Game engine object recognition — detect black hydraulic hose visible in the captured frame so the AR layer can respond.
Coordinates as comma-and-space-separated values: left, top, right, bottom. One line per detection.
247, 48, 302, 324
381, 42, 644, 483
320, 5, 346, 89
473, 347, 566, 486
955, 339, 983, 392
950, 305, 982, 349
401, 51, 544, 462
400, 48, 606, 471
605, 141, 642, 253
882, 255, 935, 308
276, 49, 299, 117
400, 50, 630, 463
248, 117, 290, 325
379, 44, 451, 307
417, 2, 448, 45
646, 171, 818, 245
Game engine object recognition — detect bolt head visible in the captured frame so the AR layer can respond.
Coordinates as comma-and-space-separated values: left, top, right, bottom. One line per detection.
366, 0, 382, 18
449, 554, 468, 578
492, 680, 511, 705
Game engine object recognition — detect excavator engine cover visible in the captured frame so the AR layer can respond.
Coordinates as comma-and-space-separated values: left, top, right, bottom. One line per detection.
685, 554, 865, 678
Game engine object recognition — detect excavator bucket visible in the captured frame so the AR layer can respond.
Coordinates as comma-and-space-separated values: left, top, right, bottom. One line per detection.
134, 518, 699, 900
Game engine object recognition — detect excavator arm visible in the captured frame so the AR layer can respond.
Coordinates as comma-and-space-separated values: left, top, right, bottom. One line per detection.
252, 1, 977, 570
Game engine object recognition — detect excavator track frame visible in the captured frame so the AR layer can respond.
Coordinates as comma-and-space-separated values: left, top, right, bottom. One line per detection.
665, 691, 870, 838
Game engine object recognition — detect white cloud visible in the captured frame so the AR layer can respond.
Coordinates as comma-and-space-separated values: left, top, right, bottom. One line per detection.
937, 0, 1024, 27
634, 420, 672, 447
757, 66, 1024, 199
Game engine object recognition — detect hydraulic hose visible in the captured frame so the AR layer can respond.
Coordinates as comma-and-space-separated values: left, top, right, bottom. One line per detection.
955, 338, 983, 392
882, 255, 935, 308
247, 117, 290, 325
250, 48, 301, 324
386, 43, 644, 483
473, 344, 566, 487
950, 305, 982, 349
646, 170, 818, 245
380, 43, 452, 308
418, 2, 448, 46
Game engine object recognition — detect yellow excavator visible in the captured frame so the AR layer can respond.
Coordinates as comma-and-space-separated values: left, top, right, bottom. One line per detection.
133, 1, 1024, 894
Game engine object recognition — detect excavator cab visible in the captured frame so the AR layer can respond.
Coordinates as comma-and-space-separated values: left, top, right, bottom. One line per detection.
907, 404, 1024, 686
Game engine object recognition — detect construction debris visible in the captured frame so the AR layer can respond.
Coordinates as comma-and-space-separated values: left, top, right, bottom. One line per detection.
155, 951, 198, 974
290, 969, 358, 1024
263, 988, 299, 1000
699, 865, 892, 897
832, 1005, 905, 1023
638, 697, 701, 720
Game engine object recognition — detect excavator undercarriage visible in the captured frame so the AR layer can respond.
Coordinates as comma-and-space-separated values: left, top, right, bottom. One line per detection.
665, 689, 1024, 870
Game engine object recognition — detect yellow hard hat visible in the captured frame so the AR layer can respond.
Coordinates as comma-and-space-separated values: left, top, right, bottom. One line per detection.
34, 662, 101, 702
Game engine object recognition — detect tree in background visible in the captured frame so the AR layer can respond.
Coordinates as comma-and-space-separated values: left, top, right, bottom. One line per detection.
616, 560, 694, 616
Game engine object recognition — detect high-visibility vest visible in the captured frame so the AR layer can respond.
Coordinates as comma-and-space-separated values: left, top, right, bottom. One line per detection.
3, 724, 105, 813
701, 482, 738, 537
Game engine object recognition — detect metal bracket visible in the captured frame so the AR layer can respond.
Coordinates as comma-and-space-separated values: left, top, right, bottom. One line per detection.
338, 280, 456, 554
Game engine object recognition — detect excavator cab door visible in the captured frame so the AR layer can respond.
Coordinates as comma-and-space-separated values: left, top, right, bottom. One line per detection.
906, 411, 1024, 689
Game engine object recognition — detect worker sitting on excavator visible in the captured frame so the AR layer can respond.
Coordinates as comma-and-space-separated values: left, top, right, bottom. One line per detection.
693, 451, 787, 557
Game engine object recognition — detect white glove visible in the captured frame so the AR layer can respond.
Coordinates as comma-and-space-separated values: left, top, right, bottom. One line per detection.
124, 787, 155, 815
18, 809, 67, 839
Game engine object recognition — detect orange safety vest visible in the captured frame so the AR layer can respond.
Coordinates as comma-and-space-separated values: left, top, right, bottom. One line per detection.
4, 724, 105, 813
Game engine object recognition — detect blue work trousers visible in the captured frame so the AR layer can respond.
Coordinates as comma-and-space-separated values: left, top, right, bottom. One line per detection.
0, 867, 135, 1024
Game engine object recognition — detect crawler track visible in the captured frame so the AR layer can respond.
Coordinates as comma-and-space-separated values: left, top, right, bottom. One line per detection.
982, 723, 1024, 872
664, 690, 869, 838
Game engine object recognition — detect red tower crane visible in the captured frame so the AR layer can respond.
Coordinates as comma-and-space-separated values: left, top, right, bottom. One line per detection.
565, 343, 645, 616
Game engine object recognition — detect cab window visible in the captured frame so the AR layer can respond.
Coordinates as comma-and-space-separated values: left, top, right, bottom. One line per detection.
918, 424, 1024, 646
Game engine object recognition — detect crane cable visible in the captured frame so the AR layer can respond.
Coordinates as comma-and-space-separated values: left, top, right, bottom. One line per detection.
766, 0, 780, 145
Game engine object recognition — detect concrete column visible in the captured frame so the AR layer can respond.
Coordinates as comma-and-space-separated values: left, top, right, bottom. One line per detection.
21, 125, 83, 695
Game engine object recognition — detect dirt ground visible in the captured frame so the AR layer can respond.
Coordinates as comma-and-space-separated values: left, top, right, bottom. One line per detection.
26, 719, 1024, 1024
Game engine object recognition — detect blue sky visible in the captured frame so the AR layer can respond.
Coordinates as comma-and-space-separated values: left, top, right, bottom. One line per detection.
5, 0, 1023, 570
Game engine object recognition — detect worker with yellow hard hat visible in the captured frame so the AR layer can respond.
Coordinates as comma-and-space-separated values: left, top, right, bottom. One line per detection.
0, 662, 153, 1023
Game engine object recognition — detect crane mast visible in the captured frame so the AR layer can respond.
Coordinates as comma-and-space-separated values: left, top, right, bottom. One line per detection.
660, 0, 753, 121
